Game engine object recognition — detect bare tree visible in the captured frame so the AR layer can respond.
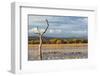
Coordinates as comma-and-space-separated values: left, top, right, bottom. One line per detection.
33, 19, 49, 60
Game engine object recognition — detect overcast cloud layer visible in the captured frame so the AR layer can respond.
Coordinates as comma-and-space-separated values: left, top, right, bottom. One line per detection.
28, 15, 88, 38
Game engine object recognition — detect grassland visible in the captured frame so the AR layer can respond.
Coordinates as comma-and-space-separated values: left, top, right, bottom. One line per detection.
29, 43, 87, 48
28, 43, 88, 60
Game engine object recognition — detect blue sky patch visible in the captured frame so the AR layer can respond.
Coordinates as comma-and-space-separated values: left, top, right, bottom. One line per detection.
28, 15, 88, 38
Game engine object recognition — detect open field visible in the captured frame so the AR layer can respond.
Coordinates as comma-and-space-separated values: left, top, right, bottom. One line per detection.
28, 44, 88, 60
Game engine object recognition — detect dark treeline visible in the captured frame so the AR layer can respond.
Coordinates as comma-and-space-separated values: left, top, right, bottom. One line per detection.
28, 36, 88, 44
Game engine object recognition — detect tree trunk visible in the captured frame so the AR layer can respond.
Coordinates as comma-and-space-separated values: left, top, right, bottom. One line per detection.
39, 35, 42, 60
36, 19, 49, 60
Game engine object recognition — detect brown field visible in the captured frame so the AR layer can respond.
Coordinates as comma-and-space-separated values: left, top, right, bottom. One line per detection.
29, 44, 87, 48
28, 44, 88, 60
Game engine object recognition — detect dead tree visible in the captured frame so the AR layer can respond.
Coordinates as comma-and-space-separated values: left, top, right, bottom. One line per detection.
33, 19, 49, 60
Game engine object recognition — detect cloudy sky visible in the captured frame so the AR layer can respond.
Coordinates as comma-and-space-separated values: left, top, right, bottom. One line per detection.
28, 15, 88, 38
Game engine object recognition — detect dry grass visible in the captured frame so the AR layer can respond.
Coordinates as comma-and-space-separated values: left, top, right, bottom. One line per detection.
28, 43, 88, 60
28, 43, 87, 49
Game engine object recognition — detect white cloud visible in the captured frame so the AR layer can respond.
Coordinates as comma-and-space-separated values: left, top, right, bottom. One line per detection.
56, 29, 62, 33
71, 30, 87, 34
49, 29, 54, 33
32, 28, 39, 33
29, 28, 45, 34
39, 29, 45, 33
48, 29, 62, 34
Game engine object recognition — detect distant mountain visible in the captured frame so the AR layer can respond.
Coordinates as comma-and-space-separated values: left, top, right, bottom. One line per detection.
28, 36, 88, 40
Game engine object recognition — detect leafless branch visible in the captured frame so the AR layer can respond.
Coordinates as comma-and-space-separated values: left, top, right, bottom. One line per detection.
34, 26, 41, 35
42, 19, 49, 36
32, 19, 49, 60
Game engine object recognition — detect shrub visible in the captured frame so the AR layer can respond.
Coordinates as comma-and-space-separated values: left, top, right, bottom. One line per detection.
56, 39, 62, 44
